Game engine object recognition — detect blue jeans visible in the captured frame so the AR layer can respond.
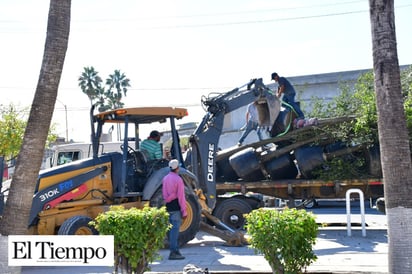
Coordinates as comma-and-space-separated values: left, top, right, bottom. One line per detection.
283, 94, 305, 119
238, 120, 263, 144
168, 211, 182, 252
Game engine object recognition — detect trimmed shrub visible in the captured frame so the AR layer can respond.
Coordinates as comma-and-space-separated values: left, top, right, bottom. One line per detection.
91, 205, 170, 274
246, 208, 318, 274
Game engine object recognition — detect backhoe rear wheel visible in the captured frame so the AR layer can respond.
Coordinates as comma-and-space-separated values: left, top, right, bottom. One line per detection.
213, 198, 252, 230
150, 187, 201, 246
58, 215, 98, 235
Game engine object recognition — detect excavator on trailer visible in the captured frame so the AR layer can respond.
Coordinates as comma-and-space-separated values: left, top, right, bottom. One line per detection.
186, 78, 384, 231
3, 78, 383, 248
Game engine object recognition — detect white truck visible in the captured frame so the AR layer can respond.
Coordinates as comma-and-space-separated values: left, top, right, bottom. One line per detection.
43, 142, 127, 169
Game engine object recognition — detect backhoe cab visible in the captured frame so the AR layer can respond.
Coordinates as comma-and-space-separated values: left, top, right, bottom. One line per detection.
27, 106, 205, 244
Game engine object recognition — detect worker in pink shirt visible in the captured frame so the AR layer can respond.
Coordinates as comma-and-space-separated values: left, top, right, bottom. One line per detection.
162, 159, 187, 260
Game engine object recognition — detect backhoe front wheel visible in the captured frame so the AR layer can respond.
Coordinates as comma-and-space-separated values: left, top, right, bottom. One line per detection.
58, 216, 98, 235
213, 198, 252, 230
150, 188, 201, 246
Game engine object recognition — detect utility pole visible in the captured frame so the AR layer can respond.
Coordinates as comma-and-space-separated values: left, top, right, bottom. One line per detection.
56, 99, 69, 142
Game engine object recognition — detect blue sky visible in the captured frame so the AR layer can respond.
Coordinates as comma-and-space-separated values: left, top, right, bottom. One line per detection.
1, 0, 411, 142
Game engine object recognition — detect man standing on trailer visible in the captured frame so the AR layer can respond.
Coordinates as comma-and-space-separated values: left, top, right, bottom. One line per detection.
271, 72, 305, 119
237, 101, 263, 146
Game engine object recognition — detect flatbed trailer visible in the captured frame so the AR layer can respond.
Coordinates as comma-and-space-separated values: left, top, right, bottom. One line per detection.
216, 178, 383, 203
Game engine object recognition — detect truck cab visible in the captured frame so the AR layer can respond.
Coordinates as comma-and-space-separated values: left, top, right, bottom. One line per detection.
44, 141, 130, 169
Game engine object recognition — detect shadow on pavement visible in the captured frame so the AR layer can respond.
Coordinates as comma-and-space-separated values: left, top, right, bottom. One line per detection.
149, 232, 260, 272
315, 229, 388, 256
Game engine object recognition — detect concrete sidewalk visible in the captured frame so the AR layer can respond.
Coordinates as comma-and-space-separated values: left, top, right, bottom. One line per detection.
145, 211, 388, 273
145, 228, 388, 274
6, 228, 387, 274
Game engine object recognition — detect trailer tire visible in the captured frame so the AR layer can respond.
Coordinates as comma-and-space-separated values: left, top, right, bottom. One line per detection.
150, 188, 201, 247
58, 216, 98, 235
213, 198, 252, 230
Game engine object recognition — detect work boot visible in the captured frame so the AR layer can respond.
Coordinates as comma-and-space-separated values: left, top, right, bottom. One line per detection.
168, 251, 185, 260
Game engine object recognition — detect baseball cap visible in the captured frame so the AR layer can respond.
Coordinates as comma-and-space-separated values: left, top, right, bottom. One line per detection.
169, 159, 179, 170
271, 72, 278, 80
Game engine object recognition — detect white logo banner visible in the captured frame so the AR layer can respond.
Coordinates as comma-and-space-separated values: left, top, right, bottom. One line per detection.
8, 235, 114, 266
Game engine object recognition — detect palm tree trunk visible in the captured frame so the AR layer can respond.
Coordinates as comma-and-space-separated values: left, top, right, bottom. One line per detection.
0, 0, 71, 235
369, 0, 412, 273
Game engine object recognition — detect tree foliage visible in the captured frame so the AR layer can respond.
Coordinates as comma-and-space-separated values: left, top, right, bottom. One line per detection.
105, 70, 131, 109
352, 66, 412, 145
0, 104, 27, 161
306, 65, 412, 180
0, 104, 57, 161
307, 65, 412, 146
78, 66, 103, 105
78, 66, 130, 112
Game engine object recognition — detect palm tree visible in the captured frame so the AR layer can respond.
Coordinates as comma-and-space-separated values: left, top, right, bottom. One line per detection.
104, 70, 130, 141
78, 66, 103, 106
105, 70, 130, 109
369, 0, 412, 272
0, 0, 71, 237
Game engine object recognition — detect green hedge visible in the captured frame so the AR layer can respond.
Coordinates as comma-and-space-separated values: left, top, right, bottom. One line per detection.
246, 208, 318, 274
91, 205, 170, 274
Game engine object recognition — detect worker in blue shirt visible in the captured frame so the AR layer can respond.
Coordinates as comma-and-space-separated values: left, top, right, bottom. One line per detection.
271, 72, 305, 119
